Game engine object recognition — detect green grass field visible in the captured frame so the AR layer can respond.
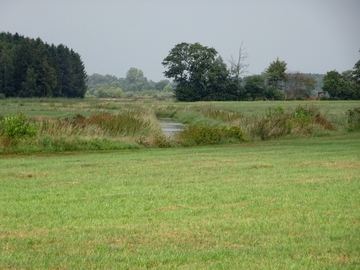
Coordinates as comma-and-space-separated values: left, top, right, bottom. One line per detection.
1, 133, 360, 269
1, 99, 360, 268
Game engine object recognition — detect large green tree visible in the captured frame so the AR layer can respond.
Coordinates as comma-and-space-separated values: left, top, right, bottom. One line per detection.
322, 70, 358, 100
265, 58, 287, 90
244, 75, 266, 101
125, 67, 149, 91
162, 42, 239, 101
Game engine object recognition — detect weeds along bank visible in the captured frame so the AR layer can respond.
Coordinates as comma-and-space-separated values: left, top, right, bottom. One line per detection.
0, 99, 359, 154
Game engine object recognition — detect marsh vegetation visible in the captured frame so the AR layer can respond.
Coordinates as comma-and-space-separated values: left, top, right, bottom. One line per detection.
0, 98, 359, 154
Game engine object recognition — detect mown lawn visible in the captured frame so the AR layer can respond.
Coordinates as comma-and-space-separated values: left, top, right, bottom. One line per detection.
1, 134, 359, 269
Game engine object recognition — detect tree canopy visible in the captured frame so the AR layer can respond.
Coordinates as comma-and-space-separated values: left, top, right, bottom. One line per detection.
322, 70, 359, 100
265, 58, 287, 90
0, 32, 87, 98
162, 42, 239, 101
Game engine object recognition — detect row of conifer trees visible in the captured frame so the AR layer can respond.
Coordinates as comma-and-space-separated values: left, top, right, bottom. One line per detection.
0, 32, 87, 98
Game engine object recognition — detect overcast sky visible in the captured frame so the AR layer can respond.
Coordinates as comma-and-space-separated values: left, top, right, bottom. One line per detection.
1, 0, 360, 82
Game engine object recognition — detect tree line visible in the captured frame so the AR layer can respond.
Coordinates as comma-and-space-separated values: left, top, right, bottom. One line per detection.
86, 68, 173, 98
162, 42, 360, 101
322, 55, 360, 100
0, 32, 87, 98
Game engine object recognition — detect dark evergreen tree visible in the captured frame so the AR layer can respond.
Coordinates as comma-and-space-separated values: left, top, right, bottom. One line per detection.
0, 32, 87, 98
68, 49, 87, 98
0, 41, 15, 97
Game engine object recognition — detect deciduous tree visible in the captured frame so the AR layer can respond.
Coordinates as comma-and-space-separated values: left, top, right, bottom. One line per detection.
162, 42, 239, 101
244, 75, 266, 101
228, 42, 249, 83
285, 72, 315, 99
265, 58, 287, 90
322, 70, 358, 100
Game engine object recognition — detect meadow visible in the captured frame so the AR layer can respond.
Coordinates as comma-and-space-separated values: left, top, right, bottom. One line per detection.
0, 98, 360, 268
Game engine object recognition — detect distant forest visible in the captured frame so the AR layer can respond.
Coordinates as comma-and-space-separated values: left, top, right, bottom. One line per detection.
86, 68, 174, 99
0, 32, 87, 98
86, 71, 324, 100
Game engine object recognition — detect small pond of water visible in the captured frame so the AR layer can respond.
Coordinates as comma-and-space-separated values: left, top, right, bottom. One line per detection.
158, 118, 184, 137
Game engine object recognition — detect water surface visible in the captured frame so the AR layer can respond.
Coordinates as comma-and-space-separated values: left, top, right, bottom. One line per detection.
159, 118, 184, 137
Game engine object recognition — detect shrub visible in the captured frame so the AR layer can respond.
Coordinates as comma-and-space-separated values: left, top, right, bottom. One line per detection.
288, 106, 318, 134
0, 112, 37, 140
291, 105, 335, 133
253, 106, 290, 140
176, 124, 244, 146
0, 112, 37, 152
250, 105, 334, 140
347, 106, 360, 131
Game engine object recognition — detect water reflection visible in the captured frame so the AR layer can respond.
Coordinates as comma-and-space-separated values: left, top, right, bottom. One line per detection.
159, 118, 184, 137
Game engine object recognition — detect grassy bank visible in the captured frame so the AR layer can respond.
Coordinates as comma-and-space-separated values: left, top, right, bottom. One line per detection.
1, 134, 359, 269
1, 98, 359, 154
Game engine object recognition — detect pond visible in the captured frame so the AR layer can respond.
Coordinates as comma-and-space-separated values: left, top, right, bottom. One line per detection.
158, 118, 184, 137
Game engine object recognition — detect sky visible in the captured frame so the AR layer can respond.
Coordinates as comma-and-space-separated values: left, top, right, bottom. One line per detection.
1, 0, 360, 82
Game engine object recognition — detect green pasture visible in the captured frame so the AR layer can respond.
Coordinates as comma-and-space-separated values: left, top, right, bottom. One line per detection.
1, 134, 360, 269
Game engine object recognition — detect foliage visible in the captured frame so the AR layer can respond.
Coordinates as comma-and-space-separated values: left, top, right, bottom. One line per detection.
251, 105, 334, 140
0, 112, 37, 139
353, 58, 360, 87
176, 124, 244, 146
302, 73, 325, 93
0, 99, 356, 154
0, 32, 87, 98
264, 87, 285, 100
346, 106, 360, 131
244, 75, 266, 101
162, 42, 240, 101
39, 112, 154, 138
86, 72, 174, 98
322, 70, 359, 100
0, 112, 37, 152
322, 52, 360, 100
265, 58, 287, 90
252, 106, 290, 140
93, 85, 124, 98
125, 67, 150, 91
285, 72, 316, 99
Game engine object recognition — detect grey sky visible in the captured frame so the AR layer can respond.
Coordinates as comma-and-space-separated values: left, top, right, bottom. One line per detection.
1, 0, 360, 82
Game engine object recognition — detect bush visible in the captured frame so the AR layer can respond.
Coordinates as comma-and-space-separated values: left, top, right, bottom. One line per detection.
251, 105, 335, 140
176, 124, 244, 146
0, 112, 37, 152
0, 112, 37, 140
347, 107, 360, 131
253, 106, 290, 140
